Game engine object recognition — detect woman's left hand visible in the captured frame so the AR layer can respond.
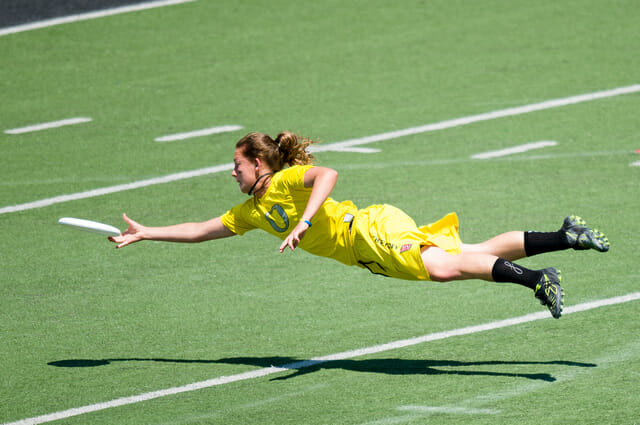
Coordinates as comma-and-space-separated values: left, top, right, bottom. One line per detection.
279, 220, 310, 253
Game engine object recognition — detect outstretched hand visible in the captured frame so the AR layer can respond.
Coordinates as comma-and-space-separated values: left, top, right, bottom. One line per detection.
279, 220, 310, 253
108, 213, 146, 249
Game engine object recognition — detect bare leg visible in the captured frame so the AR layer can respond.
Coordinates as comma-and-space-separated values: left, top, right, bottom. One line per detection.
420, 231, 526, 282
421, 245, 498, 282
460, 231, 526, 261
421, 241, 565, 319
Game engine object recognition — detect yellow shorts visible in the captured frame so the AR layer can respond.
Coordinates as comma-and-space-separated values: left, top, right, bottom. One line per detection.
351, 205, 462, 281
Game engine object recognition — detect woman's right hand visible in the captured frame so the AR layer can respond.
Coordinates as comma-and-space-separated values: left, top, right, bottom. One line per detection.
109, 213, 146, 249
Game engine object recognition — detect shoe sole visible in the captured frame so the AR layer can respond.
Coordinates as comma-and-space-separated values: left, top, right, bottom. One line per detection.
564, 215, 610, 252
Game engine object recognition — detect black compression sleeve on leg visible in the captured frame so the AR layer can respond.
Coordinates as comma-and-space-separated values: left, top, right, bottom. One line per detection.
524, 231, 571, 257
491, 258, 541, 290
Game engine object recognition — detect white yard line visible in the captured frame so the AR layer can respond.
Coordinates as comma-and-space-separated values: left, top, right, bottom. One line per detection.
327, 147, 382, 153
368, 339, 640, 424
630, 161, 640, 167
398, 406, 501, 415
4, 118, 92, 134
337, 150, 629, 171
471, 141, 558, 159
2, 84, 639, 215
0, 0, 197, 37
0, 164, 233, 215
154, 125, 243, 142
311, 84, 640, 152
4, 292, 639, 425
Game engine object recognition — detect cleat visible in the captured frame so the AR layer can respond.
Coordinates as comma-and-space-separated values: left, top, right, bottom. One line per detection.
535, 267, 564, 319
561, 215, 610, 252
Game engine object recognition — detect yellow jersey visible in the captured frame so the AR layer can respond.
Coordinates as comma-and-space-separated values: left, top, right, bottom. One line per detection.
221, 164, 462, 281
220, 165, 359, 266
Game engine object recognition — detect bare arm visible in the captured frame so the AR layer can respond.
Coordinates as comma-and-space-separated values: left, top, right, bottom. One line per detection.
109, 213, 235, 249
279, 166, 338, 253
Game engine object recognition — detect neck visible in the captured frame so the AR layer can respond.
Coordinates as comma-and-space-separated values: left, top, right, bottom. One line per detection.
248, 171, 274, 197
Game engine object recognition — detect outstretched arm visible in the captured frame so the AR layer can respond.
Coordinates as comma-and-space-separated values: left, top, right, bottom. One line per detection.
109, 213, 236, 249
279, 166, 338, 253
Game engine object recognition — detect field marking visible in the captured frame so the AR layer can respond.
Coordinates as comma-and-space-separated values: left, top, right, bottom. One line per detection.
363, 406, 500, 424
464, 338, 640, 408
4, 118, 92, 134
5, 292, 639, 425
369, 339, 640, 425
152, 384, 328, 425
328, 147, 382, 153
0, 151, 630, 216
471, 141, 557, 159
398, 405, 501, 415
631, 161, 640, 167
337, 150, 629, 171
310, 84, 640, 152
0, 163, 233, 215
154, 125, 243, 142
0, 0, 197, 37
1, 84, 639, 215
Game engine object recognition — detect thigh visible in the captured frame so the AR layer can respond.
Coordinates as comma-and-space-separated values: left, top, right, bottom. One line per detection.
422, 244, 496, 282
459, 231, 525, 261
420, 245, 456, 281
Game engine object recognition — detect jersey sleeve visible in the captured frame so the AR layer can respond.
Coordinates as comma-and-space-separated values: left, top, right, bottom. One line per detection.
220, 201, 255, 236
279, 164, 313, 192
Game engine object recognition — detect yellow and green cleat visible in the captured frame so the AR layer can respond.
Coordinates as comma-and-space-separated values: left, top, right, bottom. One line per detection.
535, 267, 564, 319
562, 215, 610, 252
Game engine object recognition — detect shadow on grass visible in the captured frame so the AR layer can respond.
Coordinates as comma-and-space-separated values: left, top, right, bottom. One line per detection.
48, 357, 597, 382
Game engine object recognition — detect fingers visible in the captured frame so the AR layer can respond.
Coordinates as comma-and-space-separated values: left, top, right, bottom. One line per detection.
109, 213, 140, 249
122, 213, 139, 229
279, 239, 287, 253
279, 222, 309, 253
279, 230, 301, 252
279, 234, 299, 253
108, 235, 130, 249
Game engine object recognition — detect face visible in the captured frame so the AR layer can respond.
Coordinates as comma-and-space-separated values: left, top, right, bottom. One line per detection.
232, 148, 258, 194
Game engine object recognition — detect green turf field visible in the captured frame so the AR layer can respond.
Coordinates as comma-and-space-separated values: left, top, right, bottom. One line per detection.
1, 0, 639, 424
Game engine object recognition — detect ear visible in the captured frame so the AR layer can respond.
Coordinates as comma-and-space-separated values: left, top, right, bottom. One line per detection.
254, 157, 261, 169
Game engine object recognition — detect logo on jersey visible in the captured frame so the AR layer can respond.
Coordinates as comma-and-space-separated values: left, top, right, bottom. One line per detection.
265, 204, 289, 232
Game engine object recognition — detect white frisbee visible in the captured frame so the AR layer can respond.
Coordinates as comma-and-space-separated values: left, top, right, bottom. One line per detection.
58, 217, 121, 237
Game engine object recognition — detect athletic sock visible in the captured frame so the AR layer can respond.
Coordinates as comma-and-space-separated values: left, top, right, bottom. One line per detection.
491, 258, 541, 290
524, 231, 571, 257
